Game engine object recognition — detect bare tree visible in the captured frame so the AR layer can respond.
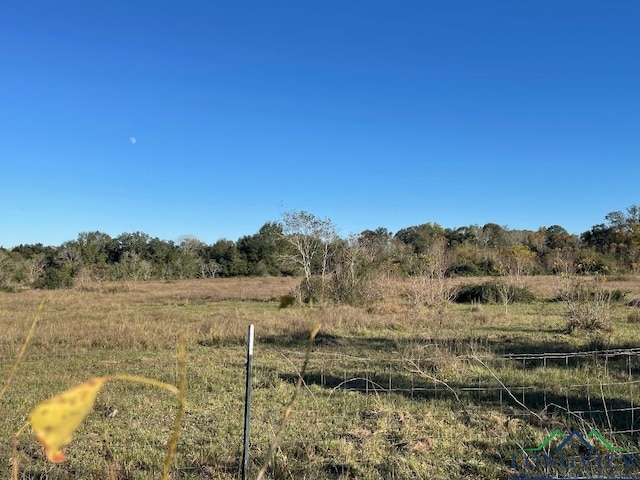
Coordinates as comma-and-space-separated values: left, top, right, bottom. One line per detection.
496, 246, 535, 313
499, 246, 535, 284
0, 250, 12, 288
327, 234, 381, 306
118, 251, 153, 281
179, 235, 204, 256
26, 253, 46, 285
56, 241, 83, 272
200, 260, 222, 278
404, 238, 457, 308
280, 210, 337, 302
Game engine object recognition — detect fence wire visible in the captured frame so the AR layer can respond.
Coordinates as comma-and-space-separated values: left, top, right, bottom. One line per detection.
281, 346, 640, 437
4, 344, 640, 478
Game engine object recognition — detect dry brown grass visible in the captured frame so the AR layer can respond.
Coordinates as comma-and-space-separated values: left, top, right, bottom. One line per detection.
2, 275, 638, 355
0, 276, 450, 355
0, 278, 301, 353
389, 274, 640, 302
2, 275, 640, 479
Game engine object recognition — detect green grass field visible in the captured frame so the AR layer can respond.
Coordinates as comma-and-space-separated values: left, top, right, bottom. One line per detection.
1, 275, 640, 479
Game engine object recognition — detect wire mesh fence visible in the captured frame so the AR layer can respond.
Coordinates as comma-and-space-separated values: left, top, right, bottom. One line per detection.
4, 342, 640, 478
284, 345, 640, 436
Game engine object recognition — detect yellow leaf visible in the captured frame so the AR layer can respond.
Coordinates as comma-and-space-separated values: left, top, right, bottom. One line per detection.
29, 377, 107, 463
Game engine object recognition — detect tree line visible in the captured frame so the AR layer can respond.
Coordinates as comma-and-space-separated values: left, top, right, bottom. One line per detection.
1, 204, 639, 292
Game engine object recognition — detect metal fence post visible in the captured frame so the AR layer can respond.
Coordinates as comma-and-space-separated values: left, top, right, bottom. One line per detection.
242, 324, 255, 480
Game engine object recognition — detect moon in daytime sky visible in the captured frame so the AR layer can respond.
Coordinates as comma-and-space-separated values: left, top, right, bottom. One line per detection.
129, 136, 137, 144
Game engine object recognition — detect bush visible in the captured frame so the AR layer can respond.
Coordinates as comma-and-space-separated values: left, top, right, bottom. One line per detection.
403, 276, 457, 308
327, 275, 379, 307
454, 281, 536, 304
575, 253, 615, 275
34, 267, 74, 289
293, 273, 380, 307
447, 261, 483, 277
559, 285, 627, 303
561, 278, 613, 333
279, 294, 297, 308
294, 277, 326, 304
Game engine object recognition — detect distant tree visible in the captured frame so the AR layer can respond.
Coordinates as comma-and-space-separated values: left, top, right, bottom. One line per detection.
447, 244, 483, 277
394, 223, 445, 255
358, 228, 393, 252
24, 252, 47, 285
114, 232, 152, 263
237, 222, 291, 276
544, 225, 577, 251
326, 234, 381, 306
445, 226, 477, 247
76, 231, 115, 267
175, 235, 205, 279
34, 266, 74, 289
581, 224, 613, 253
499, 246, 536, 280
280, 210, 337, 302
116, 251, 153, 281
11, 243, 53, 259
605, 210, 627, 232
0, 249, 13, 289
57, 241, 83, 271
404, 237, 457, 307
178, 235, 223, 278
478, 223, 508, 249
199, 260, 222, 278
30, 241, 78, 289
149, 238, 182, 279
503, 229, 531, 247
526, 226, 579, 275
204, 239, 246, 277
148, 237, 177, 262
356, 227, 396, 273
581, 204, 640, 271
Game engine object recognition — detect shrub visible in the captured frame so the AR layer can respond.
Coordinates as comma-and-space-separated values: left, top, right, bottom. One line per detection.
447, 261, 483, 277
34, 267, 74, 289
454, 281, 536, 304
561, 278, 613, 333
294, 276, 325, 304
279, 294, 296, 308
327, 272, 380, 307
403, 276, 457, 308
574, 253, 615, 275
293, 273, 380, 307
560, 286, 627, 303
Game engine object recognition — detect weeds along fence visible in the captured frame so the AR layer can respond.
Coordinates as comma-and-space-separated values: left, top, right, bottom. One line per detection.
293, 346, 640, 435
247, 343, 640, 477
3, 343, 640, 478
498, 348, 640, 435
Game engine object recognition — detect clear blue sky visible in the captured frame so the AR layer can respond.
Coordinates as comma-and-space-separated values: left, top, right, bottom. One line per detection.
1, 1, 639, 248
